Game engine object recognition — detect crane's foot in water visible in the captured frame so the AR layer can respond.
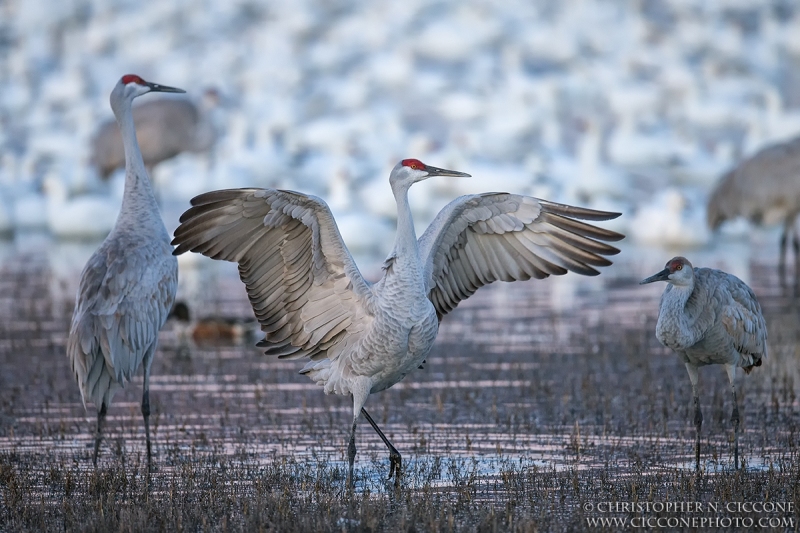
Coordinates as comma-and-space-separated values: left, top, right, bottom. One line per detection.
388, 449, 402, 487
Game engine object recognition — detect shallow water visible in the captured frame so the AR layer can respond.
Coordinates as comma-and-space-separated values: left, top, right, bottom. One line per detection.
0, 234, 799, 495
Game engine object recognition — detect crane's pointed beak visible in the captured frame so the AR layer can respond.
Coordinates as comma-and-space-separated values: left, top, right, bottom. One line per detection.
639, 268, 670, 285
146, 82, 186, 94
423, 165, 471, 179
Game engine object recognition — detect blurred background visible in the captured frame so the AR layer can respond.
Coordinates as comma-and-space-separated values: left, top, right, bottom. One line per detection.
1, 0, 799, 286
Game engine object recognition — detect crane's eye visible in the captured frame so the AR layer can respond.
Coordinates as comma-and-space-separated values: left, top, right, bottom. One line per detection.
676, 264, 682, 271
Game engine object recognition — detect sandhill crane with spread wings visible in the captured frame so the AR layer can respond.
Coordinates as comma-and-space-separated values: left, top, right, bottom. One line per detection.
172, 159, 624, 488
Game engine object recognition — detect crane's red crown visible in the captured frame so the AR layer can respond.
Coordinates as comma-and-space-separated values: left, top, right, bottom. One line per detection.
121, 74, 146, 85
668, 257, 687, 272
401, 159, 425, 171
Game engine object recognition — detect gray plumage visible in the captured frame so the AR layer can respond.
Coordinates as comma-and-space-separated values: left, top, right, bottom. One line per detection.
90, 90, 218, 179
707, 135, 800, 281
68, 75, 181, 468
172, 158, 624, 487
640, 256, 767, 471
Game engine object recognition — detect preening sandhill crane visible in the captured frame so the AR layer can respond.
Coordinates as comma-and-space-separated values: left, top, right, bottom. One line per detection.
90, 88, 219, 179
172, 158, 624, 488
68, 75, 180, 468
707, 135, 800, 284
640, 257, 767, 471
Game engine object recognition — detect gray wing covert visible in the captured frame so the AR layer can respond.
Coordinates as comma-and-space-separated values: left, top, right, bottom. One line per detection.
418, 193, 624, 320
711, 270, 768, 361
68, 240, 177, 406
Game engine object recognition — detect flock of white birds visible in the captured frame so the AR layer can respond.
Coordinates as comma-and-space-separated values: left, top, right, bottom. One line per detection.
0, 0, 799, 259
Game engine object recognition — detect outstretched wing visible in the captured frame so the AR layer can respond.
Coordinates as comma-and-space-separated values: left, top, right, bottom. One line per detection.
172, 188, 375, 361
68, 239, 177, 407
419, 193, 624, 320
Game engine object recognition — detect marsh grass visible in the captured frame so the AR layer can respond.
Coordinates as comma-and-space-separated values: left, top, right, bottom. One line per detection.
0, 256, 798, 531
2, 450, 798, 531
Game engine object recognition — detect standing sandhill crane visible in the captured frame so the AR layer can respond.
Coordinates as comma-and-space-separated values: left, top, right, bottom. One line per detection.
90, 88, 219, 179
68, 75, 180, 468
707, 135, 800, 284
640, 257, 767, 471
172, 159, 624, 488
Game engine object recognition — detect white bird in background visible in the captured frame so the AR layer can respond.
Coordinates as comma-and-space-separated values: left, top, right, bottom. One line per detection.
632, 188, 710, 249
640, 257, 767, 471
67, 75, 181, 468
172, 158, 624, 488
42, 172, 117, 240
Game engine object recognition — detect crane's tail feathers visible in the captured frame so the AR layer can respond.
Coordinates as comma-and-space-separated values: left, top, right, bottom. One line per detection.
742, 358, 763, 374
78, 384, 88, 412
68, 333, 90, 411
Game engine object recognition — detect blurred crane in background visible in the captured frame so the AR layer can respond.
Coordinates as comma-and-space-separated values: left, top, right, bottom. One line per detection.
90, 88, 220, 180
707, 135, 800, 286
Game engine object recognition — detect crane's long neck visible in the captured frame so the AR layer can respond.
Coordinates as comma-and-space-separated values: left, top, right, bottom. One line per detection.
114, 96, 162, 228
658, 275, 699, 348
662, 276, 696, 323
390, 182, 419, 264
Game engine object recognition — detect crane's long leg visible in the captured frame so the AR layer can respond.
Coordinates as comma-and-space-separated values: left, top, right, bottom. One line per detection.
93, 403, 108, 466
725, 364, 740, 470
685, 363, 702, 472
345, 385, 374, 491
779, 215, 797, 289
778, 218, 790, 287
361, 408, 402, 486
779, 225, 787, 286
142, 350, 154, 471
793, 223, 800, 294
346, 416, 358, 490
693, 395, 702, 472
